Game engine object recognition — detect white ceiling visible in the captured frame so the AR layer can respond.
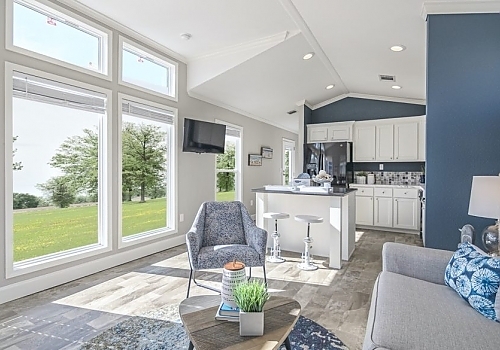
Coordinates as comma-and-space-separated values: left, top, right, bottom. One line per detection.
70, 0, 470, 132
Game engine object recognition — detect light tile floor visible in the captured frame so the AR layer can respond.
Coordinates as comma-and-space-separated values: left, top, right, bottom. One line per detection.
0, 230, 422, 350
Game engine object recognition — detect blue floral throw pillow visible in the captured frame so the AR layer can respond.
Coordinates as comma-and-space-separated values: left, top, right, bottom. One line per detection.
444, 243, 500, 322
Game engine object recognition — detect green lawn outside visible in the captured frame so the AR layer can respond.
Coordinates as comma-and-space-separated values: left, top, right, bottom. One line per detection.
13, 198, 167, 262
216, 190, 235, 202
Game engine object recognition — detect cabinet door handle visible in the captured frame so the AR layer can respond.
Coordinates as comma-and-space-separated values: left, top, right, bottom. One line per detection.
382, 191, 385, 194
395, 199, 398, 202
390, 157, 392, 159
404, 192, 408, 195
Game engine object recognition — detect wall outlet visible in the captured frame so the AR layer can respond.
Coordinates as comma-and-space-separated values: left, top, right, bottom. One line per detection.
379, 164, 384, 170
250, 199, 254, 206
179, 213, 184, 222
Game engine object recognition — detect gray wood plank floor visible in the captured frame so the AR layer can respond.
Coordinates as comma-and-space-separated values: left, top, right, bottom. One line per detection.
0, 230, 421, 350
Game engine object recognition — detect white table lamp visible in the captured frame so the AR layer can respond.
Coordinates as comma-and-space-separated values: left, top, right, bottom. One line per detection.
468, 175, 500, 255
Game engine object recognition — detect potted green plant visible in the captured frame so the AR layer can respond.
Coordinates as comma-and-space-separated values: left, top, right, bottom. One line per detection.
233, 279, 269, 336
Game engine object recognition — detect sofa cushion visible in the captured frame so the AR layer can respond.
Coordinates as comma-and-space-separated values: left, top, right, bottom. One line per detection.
444, 243, 500, 322
363, 271, 500, 350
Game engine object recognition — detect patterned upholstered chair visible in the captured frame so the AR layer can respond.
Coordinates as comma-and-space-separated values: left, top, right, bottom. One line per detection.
186, 201, 268, 298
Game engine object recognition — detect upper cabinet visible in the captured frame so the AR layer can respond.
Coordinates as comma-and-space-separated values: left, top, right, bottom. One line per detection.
306, 116, 426, 162
353, 116, 425, 162
354, 125, 376, 161
307, 121, 354, 143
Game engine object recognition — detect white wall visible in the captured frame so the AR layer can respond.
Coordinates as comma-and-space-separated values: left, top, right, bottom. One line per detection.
0, 0, 297, 302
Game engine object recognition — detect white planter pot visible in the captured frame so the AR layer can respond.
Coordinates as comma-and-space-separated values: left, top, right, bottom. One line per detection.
239, 311, 264, 336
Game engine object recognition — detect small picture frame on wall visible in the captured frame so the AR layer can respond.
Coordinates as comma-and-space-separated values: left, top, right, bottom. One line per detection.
261, 147, 273, 159
248, 154, 262, 166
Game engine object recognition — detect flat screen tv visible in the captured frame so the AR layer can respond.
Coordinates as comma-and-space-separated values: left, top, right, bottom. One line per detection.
182, 118, 226, 154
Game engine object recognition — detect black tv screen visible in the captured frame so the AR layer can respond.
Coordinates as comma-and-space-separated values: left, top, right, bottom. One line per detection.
182, 118, 226, 154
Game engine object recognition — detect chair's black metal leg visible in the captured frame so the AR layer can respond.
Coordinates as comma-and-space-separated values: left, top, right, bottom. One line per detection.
188, 341, 194, 350
192, 270, 221, 294
187, 268, 193, 298
248, 267, 252, 280
263, 264, 267, 285
284, 336, 291, 350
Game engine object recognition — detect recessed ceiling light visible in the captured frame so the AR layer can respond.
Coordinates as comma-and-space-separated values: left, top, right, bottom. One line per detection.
303, 52, 314, 60
390, 45, 406, 52
326, 84, 334, 90
392, 85, 402, 90
180, 33, 192, 40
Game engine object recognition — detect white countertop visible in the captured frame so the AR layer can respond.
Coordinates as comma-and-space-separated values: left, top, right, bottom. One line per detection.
351, 183, 424, 191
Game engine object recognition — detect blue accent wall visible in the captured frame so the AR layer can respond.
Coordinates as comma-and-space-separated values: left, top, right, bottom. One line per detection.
426, 14, 500, 251
310, 97, 426, 124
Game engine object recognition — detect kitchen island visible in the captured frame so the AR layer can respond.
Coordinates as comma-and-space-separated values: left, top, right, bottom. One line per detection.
252, 186, 357, 269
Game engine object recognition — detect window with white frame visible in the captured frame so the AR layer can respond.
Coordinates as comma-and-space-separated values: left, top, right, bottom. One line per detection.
120, 97, 176, 242
120, 38, 177, 98
9, 0, 109, 76
7, 68, 110, 274
215, 123, 242, 202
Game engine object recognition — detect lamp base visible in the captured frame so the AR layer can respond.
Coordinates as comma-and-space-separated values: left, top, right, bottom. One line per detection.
481, 222, 499, 256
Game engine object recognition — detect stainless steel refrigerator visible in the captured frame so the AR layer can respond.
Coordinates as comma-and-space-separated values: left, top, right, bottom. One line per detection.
304, 142, 354, 186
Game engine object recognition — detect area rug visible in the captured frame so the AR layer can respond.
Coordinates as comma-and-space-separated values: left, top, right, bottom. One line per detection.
80, 315, 348, 350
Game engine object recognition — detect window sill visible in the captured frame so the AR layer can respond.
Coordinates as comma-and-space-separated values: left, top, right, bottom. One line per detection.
118, 227, 178, 249
7, 243, 112, 279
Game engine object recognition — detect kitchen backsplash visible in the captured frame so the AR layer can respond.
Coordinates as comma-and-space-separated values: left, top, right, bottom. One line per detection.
354, 171, 423, 185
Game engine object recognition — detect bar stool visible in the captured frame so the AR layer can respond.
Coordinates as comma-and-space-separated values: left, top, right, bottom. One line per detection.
263, 212, 289, 263
294, 215, 323, 270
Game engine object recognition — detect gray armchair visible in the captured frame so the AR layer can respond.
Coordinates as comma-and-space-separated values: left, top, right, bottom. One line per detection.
186, 201, 268, 298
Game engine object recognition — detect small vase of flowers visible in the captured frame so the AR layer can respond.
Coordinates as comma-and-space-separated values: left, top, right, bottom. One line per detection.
233, 279, 269, 336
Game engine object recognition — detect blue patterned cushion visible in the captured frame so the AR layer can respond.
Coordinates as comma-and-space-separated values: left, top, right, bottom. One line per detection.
197, 245, 262, 269
202, 202, 246, 247
444, 243, 500, 322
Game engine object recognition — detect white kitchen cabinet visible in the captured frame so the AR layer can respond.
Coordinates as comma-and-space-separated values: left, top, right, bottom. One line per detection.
393, 197, 420, 230
307, 122, 354, 143
355, 196, 374, 226
376, 124, 394, 161
354, 125, 376, 161
374, 197, 393, 227
328, 122, 353, 142
418, 118, 426, 161
307, 125, 328, 143
394, 122, 419, 161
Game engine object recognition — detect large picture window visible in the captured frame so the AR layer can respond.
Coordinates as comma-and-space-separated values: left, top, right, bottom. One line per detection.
6, 66, 111, 276
8, 0, 110, 77
216, 123, 242, 202
119, 96, 176, 244
120, 37, 177, 99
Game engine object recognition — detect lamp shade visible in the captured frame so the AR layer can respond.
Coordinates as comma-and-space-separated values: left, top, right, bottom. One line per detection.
468, 176, 500, 219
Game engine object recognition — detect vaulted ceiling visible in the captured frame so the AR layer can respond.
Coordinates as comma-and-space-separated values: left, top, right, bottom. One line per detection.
70, 0, 475, 132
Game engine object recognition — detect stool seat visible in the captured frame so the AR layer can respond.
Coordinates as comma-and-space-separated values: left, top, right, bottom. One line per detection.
264, 212, 290, 220
294, 215, 323, 224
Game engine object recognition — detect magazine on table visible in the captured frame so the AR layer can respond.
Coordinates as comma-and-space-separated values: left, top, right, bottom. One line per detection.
215, 302, 240, 322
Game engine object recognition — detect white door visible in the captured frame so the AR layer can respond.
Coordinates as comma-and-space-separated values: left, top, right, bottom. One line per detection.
394, 122, 419, 161
393, 198, 419, 230
376, 124, 394, 161
374, 197, 393, 227
356, 196, 374, 225
354, 125, 376, 161
282, 139, 295, 185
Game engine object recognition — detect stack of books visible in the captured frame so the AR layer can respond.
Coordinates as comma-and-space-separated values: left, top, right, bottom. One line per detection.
215, 302, 240, 322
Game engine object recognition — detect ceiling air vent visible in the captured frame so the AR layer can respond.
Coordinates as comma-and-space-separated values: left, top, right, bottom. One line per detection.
287, 110, 297, 115
379, 74, 396, 82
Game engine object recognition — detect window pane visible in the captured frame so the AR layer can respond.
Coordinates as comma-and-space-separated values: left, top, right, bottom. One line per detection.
121, 114, 169, 237
13, 1, 103, 72
216, 139, 236, 201
13, 94, 102, 262
122, 45, 171, 95
284, 149, 290, 185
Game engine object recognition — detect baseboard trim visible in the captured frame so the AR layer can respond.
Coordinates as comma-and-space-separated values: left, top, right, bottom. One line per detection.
0, 234, 185, 304
356, 225, 421, 235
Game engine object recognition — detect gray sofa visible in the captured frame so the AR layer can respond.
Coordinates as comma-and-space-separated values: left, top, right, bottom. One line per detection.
363, 242, 500, 350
